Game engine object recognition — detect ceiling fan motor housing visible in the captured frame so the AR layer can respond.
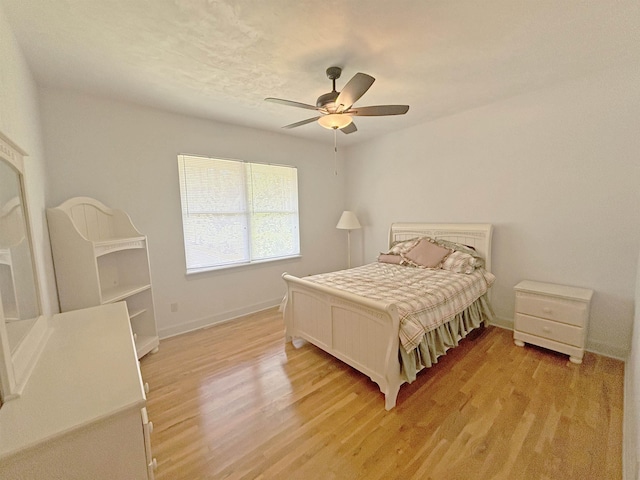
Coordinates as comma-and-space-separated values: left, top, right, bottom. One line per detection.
316, 91, 339, 109
317, 66, 343, 109
316, 67, 342, 112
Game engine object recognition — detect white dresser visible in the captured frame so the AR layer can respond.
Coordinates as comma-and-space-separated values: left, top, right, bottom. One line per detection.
0, 303, 156, 479
513, 280, 593, 364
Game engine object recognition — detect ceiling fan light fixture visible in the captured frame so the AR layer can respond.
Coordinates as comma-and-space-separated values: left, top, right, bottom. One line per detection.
318, 114, 353, 130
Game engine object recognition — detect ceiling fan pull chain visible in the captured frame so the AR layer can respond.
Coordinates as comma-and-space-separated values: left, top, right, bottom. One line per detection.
334, 127, 338, 176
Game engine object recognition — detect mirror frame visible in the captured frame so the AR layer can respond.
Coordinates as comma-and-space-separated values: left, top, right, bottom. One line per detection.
0, 130, 46, 403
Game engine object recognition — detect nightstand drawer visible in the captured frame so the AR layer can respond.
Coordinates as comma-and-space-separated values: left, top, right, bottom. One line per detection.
515, 313, 583, 346
516, 293, 587, 327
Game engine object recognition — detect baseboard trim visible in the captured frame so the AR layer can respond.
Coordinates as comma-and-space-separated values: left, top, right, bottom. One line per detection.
158, 297, 282, 339
586, 340, 628, 361
489, 315, 513, 331
488, 316, 628, 360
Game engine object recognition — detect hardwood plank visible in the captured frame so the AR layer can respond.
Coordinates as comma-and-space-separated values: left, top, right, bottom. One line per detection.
141, 308, 623, 480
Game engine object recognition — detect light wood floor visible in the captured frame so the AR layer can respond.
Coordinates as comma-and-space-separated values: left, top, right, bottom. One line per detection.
140, 307, 623, 480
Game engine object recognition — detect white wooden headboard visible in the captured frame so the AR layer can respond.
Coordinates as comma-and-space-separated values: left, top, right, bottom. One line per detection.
389, 223, 493, 273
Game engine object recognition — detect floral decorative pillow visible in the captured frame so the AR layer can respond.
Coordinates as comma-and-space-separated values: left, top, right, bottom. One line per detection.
400, 238, 452, 268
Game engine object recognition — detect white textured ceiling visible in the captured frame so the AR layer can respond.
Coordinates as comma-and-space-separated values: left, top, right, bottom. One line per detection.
2, 0, 639, 146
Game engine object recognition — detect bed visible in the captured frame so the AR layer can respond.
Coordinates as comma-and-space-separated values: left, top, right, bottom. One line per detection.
281, 223, 495, 410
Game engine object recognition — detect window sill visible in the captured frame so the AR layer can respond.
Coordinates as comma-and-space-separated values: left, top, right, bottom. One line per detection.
185, 255, 302, 276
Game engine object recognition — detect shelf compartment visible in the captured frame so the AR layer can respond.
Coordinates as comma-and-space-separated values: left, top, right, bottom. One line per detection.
128, 307, 147, 320
125, 290, 158, 358
97, 247, 151, 304
101, 283, 151, 305
134, 335, 159, 359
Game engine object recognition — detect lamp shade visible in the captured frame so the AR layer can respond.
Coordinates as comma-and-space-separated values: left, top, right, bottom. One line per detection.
318, 114, 353, 130
336, 211, 361, 230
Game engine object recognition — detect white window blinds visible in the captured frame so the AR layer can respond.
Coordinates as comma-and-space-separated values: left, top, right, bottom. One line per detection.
178, 155, 300, 273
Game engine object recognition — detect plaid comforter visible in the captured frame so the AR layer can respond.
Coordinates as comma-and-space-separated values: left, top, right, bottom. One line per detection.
305, 263, 496, 353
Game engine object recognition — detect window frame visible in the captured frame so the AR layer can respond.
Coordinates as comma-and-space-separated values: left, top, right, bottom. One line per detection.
177, 154, 301, 274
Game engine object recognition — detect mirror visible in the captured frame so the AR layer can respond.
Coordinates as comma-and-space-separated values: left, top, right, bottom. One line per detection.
0, 161, 39, 348
0, 131, 42, 404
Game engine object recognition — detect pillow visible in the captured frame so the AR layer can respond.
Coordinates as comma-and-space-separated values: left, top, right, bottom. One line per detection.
434, 239, 485, 269
387, 237, 420, 255
377, 253, 403, 265
401, 238, 452, 268
441, 250, 477, 274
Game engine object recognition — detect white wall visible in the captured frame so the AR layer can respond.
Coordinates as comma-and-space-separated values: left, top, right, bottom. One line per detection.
624, 248, 640, 480
39, 89, 348, 337
345, 64, 640, 358
0, 7, 57, 316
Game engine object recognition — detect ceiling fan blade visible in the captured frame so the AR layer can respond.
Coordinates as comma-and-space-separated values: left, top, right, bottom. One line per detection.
265, 97, 319, 111
341, 122, 358, 134
335, 73, 375, 112
347, 105, 409, 116
282, 116, 322, 129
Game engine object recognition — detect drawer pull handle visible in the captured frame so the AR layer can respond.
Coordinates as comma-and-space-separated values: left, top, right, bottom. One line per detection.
543, 307, 552, 314
542, 327, 551, 333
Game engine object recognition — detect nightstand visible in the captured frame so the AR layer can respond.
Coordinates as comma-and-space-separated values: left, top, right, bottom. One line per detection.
513, 280, 593, 364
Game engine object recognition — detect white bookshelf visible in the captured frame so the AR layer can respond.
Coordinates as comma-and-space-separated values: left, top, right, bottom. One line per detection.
47, 197, 159, 358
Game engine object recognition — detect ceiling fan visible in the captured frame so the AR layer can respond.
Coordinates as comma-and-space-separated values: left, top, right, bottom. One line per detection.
265, 66, 409, 134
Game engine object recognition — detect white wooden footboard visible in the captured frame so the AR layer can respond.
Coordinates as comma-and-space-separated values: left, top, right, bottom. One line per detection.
282, 273, 404, 410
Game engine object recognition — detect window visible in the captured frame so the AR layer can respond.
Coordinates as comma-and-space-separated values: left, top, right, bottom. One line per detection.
177, 155, 300, 273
